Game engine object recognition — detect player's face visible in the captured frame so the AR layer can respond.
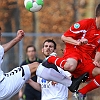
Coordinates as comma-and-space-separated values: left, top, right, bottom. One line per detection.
26, 47, 36, 59
42, 42, 56, 57
96, 16, 100, 29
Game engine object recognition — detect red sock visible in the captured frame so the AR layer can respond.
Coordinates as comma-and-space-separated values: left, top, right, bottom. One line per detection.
48, 56, 66, 69
79, 75, 100, 95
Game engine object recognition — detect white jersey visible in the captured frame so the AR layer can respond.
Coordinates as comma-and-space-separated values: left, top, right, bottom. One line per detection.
37, 68, 70, 100
0, 65, 31, 100
0, 45, 5, 82
0, 45, 31, 100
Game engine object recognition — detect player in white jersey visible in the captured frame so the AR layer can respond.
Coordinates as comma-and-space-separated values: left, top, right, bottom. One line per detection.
27, 39, 71, 100
37, 75, 70, 100
37, 68, 71, 100
0, 28, 39, 100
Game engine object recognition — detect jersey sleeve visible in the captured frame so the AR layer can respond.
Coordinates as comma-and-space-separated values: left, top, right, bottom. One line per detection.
64, 19, 89, 38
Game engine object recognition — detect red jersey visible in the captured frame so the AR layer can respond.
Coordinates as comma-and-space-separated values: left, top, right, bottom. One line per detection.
64, 18, 100, 59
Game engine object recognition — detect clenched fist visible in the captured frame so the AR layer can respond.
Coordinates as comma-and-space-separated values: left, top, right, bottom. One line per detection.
77, 38, 88, 45
16, 30, 25, 41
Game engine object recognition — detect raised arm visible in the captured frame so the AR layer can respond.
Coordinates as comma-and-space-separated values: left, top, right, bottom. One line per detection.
2, 30, 25, 53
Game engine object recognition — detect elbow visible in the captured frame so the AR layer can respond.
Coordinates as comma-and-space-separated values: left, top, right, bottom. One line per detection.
61, 35, 64, 41
61, 35, 66, 43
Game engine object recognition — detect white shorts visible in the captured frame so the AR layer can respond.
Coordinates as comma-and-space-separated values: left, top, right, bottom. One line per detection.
0, 65, 31, 100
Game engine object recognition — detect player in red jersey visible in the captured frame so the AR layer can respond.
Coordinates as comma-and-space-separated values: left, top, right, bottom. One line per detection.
41, 4, 100, 100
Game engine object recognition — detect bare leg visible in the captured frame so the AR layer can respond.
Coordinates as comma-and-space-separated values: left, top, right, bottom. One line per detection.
28, 62, 39, 77
64, 58, 78, 72
47, 56, 78, 72
92, 67, 100, 76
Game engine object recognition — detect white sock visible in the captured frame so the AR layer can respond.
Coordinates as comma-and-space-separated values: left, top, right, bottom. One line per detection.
36, 64, 72, 87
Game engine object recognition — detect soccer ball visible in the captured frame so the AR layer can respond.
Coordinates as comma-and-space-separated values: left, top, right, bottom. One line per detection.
24, 0, 44, 12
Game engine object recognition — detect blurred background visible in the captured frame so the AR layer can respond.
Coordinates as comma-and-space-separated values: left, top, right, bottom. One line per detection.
0, 0, 100, 100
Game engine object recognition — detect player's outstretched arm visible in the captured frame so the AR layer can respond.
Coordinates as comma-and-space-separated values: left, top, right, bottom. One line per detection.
61, 35, 80, 45
61, 35, 88, 45
2, 30, 25, 53
27, 79, 41, 91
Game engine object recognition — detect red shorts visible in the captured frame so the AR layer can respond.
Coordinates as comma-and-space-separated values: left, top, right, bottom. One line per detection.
63, 48, 95, 81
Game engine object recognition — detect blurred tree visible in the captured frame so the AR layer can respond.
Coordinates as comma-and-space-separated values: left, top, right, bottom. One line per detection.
0, 0, 100, 100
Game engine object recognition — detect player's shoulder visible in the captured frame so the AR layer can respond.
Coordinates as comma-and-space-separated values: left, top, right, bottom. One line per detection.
70, 18, 95, 32
79, 18, 95, 23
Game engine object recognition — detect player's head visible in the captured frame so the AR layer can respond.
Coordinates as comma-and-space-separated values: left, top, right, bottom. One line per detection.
96, 4, 100, 17
26, 45, 36, 59
42, 39, 56, 57
95, 4, 100, 29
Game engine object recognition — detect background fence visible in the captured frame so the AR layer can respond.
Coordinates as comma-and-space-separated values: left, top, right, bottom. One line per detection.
1, 32, 63, 72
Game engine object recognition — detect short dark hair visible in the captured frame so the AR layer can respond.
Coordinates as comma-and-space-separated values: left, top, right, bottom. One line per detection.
26, 45, 36, 52
43, 39, 56, 49
96, 4, 100, 17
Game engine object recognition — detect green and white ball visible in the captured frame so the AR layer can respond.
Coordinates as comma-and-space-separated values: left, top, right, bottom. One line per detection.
24, 0, 44, 12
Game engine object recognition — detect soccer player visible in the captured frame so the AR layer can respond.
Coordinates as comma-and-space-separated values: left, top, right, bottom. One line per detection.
39, 4, 100, 100
27, 39, 71, 100
19, 45, 42, 100
0, 28, 39, 100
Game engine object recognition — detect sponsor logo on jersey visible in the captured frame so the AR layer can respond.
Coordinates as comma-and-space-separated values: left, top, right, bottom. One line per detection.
41, 79, 46, 83
74, 23, 80, 29
41, 78, 51, 88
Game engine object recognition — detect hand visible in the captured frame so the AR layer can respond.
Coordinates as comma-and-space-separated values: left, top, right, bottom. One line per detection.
16, 30, 25, 41
77, 38, 88, 45
26, 79, 32, 84
93, 61, 100, 68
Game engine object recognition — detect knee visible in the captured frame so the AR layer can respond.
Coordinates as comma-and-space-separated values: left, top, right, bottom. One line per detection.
92, 67, 100, 76
64, 62, 76, 72
28, 62, 39, 75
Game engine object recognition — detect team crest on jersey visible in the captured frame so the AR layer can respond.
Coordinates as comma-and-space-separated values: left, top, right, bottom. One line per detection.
74, 23, 80, 29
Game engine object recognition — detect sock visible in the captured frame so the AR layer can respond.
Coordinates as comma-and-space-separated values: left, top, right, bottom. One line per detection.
36, 64, 72, 87
79, 75, 100, 95
48, 56, 66, 69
